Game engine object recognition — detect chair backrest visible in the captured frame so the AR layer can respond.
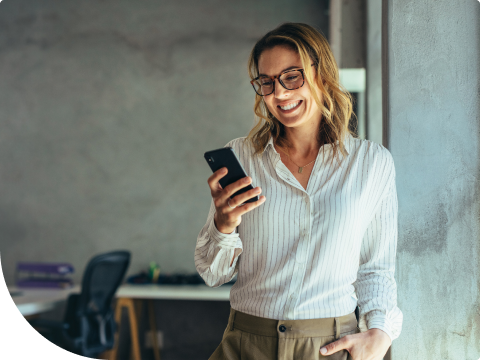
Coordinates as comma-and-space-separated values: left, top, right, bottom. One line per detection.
73, 250, 130, 355
78, 250, 131, 316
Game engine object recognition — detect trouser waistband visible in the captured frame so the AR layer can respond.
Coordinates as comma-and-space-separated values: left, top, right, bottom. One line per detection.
230, 308, 357, 339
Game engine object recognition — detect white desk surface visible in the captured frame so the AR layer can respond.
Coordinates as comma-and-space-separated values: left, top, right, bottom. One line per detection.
8, 285, 81, 317
9, 284, 232, 316
116, 284, 232, 301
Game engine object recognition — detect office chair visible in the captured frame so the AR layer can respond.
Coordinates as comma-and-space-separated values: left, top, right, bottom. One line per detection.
29, 250, 131, 358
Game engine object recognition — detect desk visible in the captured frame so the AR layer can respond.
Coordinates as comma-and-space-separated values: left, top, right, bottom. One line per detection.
10, 284, 232, 360
9, 284, 231, 316
8, 285, 81, 317
111, 284, 231, 360
117, 284, 231, 301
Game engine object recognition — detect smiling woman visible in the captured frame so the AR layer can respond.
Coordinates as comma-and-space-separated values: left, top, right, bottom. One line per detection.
195, 22, 402, 360
247, 23, 355, 162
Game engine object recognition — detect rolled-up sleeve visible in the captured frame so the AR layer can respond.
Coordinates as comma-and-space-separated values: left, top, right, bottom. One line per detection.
355, 159, 403, 342
194, 199, 243, 287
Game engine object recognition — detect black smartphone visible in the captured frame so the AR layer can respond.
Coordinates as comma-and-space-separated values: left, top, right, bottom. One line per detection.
204, 147, 259, 204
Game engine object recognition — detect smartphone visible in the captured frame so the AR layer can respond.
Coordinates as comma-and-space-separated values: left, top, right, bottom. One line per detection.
204, 147, 259, 204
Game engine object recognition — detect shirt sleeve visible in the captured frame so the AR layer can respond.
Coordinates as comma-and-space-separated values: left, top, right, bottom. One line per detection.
194, 198, 243, 287
355, 156, 403, 342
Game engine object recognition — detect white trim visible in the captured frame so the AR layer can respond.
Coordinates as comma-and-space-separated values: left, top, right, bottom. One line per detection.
339, 68, 366, 92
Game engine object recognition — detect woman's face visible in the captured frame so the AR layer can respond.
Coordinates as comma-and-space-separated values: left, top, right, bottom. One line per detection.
257, 45, 323, 131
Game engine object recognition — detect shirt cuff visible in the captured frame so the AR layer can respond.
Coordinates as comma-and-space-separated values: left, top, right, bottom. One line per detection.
358, 310, 394, 342
207, 219, 240, 248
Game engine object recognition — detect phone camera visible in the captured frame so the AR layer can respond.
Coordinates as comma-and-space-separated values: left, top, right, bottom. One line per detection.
209, 157, 214, 163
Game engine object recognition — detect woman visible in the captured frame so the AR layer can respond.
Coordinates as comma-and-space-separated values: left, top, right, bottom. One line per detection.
195, 23, 402, 360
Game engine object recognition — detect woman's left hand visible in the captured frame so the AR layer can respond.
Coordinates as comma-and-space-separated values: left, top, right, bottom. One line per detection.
319, 328, 391, 360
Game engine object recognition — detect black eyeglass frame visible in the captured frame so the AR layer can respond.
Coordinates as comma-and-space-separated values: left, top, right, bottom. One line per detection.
250, 64, 315, 96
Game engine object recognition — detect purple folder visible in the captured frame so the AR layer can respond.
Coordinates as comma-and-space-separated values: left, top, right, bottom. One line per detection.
16, 262, 75, 289
17, 262, 74, 275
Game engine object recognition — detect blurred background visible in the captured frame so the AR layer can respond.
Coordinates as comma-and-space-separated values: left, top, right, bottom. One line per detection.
2, 0, 478, 359
0, 0, 381, 287
0, 0, 381, 358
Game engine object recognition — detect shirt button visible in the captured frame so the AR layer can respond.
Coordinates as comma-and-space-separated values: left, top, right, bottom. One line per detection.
279, 325, 286, 332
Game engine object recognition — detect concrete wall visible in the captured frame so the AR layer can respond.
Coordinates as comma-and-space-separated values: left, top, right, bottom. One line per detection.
329, 0, 367, 140
386, 1, 480, 359
366, 0, 382, 145
339, 0, 366, 69
329, 0, 366, 69
0, 0, 328, 286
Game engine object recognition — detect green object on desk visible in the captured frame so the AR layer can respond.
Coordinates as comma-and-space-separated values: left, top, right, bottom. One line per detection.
149, 262, 161, 283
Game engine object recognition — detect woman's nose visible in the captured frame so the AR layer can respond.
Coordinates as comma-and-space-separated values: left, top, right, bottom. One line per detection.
274, 79, 289, 98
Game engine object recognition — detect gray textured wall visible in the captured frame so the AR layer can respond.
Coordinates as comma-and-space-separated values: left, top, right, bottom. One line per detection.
366, 0, 382, 145
387, 1, 480, 359
340, 0, 366, 69
0, 0, 328, 286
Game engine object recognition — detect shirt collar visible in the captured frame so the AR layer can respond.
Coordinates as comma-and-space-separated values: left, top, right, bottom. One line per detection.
263, 136, 276, 154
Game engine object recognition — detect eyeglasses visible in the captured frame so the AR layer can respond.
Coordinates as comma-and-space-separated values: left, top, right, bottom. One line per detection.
250, 65, 314, 96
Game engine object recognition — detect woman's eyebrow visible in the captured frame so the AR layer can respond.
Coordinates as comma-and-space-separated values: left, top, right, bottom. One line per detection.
258, 65, 302, 77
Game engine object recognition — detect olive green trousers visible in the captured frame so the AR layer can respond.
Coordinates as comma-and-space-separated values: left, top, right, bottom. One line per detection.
209, 308, 359, 360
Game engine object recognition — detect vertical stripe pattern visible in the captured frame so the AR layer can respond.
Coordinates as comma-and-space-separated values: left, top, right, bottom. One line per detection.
195, 135, 403, 341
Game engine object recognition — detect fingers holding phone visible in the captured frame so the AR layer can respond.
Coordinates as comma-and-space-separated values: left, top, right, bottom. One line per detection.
224, 180, 265, 209
205, 148, 266, 234
207, 167, 228, 198
215, 179, 265, 234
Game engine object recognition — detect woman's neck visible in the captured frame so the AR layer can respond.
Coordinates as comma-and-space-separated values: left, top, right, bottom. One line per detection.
281, 122, 321, 158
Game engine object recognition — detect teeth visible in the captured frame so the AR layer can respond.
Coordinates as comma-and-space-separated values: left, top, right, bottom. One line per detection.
280, 101, 300, 110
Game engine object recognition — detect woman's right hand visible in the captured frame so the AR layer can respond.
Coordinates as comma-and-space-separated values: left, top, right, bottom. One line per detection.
207, 167, 266, 234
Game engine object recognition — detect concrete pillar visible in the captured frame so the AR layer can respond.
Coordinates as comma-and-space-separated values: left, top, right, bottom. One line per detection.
384, 0, 480, 358
366, 0, 382, 145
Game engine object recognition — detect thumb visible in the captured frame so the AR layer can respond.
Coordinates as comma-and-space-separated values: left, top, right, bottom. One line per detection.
320, 337, 348, 356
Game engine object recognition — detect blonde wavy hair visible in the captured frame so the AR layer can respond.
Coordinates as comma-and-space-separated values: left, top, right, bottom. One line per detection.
246, 23, 356, 161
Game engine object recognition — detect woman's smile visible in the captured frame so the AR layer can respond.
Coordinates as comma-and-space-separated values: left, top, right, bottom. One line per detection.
277, 100, 302, 112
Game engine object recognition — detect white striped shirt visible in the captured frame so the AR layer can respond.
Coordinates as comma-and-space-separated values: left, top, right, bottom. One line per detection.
195, 134, 403, 341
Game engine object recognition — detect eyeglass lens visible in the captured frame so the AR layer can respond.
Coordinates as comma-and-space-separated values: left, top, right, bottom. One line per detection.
252, 70, 304, 96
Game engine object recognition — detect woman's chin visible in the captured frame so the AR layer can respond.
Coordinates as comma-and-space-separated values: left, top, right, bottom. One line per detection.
275, 115, 305, 129
274, 110, 322, 131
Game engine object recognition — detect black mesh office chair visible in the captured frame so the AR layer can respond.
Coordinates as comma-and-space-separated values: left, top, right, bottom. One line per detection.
29, 250, 131, 358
